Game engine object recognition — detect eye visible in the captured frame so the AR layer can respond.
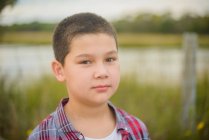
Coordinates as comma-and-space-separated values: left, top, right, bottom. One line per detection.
80, 60, 91, 64
106, 57, 117, 62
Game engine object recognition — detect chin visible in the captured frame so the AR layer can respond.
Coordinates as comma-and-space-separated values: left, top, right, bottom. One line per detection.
91, 97, 110, 106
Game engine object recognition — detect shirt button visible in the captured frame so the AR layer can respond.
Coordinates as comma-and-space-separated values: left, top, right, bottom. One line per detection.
78, 134, 84, 140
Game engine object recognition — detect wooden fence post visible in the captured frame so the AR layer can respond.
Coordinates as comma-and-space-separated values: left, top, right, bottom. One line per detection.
182, 33, 198, 132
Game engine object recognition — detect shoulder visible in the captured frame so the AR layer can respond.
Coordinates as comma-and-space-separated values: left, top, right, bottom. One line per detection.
28, 112, 58, 140
116, 108, 149, 139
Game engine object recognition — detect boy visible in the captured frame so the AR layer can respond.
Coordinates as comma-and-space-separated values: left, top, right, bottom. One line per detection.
29, 13, 149, 140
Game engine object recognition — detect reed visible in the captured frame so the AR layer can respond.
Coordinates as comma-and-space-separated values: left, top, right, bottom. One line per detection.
0, 73, 208, 140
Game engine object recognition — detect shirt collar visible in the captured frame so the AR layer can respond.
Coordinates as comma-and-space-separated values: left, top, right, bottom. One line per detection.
107, 101, 130, 132
54, 98, 129, 134
54, 98, 78, 134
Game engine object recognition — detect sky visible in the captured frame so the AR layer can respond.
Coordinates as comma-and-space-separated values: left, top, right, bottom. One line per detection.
0, 0, 209, 25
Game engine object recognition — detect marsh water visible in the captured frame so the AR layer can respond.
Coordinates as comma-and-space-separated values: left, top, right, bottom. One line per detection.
0, 44, 209, 85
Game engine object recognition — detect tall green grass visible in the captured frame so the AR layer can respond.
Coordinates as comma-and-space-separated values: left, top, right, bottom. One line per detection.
0, 76, 66, 139
0, 74, 208, 140
196, 72, 209, 140
111, 75, 183, 139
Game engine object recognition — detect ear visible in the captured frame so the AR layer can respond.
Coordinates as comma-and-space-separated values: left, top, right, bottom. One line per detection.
51, 60, 65, 82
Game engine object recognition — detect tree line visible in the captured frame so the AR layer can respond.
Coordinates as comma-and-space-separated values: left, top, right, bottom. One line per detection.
0, 22, 56, 32
1, 12, 209, 34
112, 13, 209, 34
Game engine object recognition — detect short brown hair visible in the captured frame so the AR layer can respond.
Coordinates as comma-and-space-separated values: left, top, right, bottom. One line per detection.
52, 12, 118, 65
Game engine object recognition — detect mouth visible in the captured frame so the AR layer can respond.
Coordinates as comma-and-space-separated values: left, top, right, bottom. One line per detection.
92, 85, 111, 92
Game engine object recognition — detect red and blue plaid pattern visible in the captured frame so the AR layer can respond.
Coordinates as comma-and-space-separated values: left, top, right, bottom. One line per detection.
28, 98, 149, 140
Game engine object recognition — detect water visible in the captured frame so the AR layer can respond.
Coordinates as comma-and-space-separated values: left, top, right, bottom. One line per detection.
0, 44, 209, 85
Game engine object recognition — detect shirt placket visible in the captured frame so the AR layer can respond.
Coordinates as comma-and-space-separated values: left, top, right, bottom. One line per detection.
120, 129, 130, 140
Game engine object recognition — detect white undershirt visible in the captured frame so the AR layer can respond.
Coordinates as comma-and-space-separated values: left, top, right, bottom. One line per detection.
84, 127, 122, 140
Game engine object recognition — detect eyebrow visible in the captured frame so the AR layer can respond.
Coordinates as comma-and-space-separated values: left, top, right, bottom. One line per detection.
106, 50, 118, 55
75, 50, 118, 58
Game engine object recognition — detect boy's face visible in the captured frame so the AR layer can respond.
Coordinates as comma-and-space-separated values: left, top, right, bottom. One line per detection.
53, 33, 120, 106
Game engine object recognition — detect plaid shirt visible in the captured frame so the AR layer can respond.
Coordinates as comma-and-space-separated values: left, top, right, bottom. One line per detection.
28, 98, 149, 140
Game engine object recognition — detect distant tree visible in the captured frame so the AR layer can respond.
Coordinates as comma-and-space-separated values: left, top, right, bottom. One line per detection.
0, 0, 17, 13
112, 12, 209, 34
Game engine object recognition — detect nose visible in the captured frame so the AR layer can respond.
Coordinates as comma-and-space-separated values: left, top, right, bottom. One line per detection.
94, 63, 109, 79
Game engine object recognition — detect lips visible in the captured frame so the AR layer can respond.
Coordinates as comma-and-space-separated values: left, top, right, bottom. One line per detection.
92, 85, 111, 92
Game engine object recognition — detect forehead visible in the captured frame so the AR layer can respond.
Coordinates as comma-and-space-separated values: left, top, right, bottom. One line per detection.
69, 33, 117, 55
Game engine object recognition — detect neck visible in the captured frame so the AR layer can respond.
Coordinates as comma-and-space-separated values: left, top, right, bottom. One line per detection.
64, 99, 112, 120
64, 98, 116, 138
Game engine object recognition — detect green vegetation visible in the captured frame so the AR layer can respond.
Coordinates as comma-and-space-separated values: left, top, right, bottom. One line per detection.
118, 33, 181, 47
0, 75, 66, 140
1, 13, 209, 34
0, 22, 56, 32
196, 72, 209, 139
118, 33, 209, 47
0, 31, 53, 45
0, 73, 208, 140
0, 31, 209, 48
0, 0, 17, 13
113, 13, 209, 34
0, 13, 209, 47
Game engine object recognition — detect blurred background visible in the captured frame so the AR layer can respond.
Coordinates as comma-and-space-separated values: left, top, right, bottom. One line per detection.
0, 0, 209, 140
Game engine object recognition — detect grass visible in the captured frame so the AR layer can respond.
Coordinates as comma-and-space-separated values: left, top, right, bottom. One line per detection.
111, 75, 183, 139
0, 75, 66, 140
0, 31, 53, 45
0, 73, 208, 140
118, 33, 182, 47
0, 31, 209, 48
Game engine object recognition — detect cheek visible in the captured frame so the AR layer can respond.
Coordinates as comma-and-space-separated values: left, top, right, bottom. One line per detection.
66, 68, 91, 84
111, 66, 120, 85
65, 69, 90, 94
